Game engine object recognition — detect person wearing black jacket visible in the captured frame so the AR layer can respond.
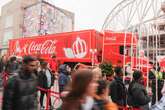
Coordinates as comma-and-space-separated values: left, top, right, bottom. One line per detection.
5, 56, 19, 74
128, 70, 150, 110
149, 69, 164, 105
2, 55, 38, 110
38, 61, 55, 109
0, 55, 7, 73
109, 66, 127, 109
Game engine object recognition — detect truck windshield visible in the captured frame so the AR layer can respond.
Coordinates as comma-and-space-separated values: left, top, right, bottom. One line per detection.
120, 46, 137, 56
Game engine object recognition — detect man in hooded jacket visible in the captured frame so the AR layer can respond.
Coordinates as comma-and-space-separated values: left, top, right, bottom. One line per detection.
58, 64, 70, 93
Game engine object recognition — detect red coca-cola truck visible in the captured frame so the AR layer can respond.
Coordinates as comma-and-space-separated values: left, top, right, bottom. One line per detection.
8, 29, 149, 70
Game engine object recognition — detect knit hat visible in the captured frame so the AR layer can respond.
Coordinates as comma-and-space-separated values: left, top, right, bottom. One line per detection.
133, 70, 142, 81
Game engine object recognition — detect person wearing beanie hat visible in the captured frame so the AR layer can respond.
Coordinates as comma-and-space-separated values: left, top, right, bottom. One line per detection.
109, 66, 127, 110
133, 70, 143, 81
127, 70, 150, 110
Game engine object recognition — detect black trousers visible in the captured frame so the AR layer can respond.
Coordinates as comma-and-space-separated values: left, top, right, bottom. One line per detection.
40, 90, 52, 107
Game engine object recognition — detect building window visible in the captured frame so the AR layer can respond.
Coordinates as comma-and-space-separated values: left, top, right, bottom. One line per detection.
3, 30, 13, 43
5, 15, 13, 28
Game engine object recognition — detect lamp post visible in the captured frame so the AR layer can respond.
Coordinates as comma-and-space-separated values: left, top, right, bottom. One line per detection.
90, 49, 97, 67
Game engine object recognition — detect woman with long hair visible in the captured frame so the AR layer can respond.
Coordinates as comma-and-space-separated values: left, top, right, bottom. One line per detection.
62, 69, 98, 110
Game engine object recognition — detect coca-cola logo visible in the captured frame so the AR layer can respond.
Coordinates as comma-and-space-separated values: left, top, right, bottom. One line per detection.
15, 41, 21, 54
20, 40, 57, 54
72, 37, 87, 58
106, 36, 116, 41
63, 37, 87, 58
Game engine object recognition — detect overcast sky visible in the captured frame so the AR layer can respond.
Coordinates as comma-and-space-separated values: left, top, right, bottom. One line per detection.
0, 0, 122, 31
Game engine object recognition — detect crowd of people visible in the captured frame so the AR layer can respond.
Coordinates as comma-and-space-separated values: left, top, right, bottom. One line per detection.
0, 54, 165, 110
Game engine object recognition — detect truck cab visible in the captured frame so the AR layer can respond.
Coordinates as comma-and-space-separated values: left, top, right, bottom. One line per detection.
103, 31, 150, 73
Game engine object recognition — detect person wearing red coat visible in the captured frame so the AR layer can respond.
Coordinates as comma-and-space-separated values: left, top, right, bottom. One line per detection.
49, 55, 58, 73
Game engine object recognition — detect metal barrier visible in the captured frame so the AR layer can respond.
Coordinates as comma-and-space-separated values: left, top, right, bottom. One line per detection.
37, 86, 61, 110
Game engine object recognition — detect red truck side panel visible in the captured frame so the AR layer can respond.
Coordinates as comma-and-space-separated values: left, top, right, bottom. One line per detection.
9, 30, 103, 63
